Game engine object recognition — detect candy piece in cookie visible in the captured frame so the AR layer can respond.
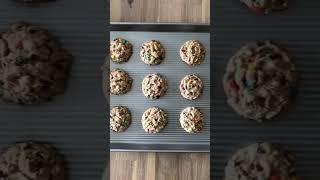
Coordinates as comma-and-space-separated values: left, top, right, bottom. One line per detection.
223, 41, 297, 122
141, 107, 167, 133
225, 143, 300, 180
240, 0, 288, 14
110, 38, 133, 63
180, 40, 206, 66
142, 73, 167, 99
140, 40, 165, 65
0, 23, 71, 104
0, 141, 65, 180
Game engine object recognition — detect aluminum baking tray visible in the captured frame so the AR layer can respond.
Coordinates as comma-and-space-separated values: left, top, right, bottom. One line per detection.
110, 31, 210, 152
212, 0, 320, 179
0, 1, 107, 180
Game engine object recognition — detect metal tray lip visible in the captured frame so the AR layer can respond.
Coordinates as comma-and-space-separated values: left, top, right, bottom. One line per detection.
110, 24, 210, 32
110, 143, 210, 152
110, 22, 210, 26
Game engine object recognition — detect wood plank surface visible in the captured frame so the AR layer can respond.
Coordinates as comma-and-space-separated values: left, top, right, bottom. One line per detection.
109, 152, 210, 180
110, 0, 210, 24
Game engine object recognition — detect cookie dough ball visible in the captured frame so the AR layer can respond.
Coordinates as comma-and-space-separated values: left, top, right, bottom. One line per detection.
240, 0, 288, 14
110, 38, 133, 63
223, 41, 297, 121
110, 69, 132, 95
141, 107, 167, 133
140, 40, 165, 65
180, 40, 206, 66
180, 107, 204, 133
225, 143, 300, 180
180, 75, 203, 100
0, 141, 65, 180
0, 23, 71, 104
142, 73, 167, 99
110, 106, 131, 132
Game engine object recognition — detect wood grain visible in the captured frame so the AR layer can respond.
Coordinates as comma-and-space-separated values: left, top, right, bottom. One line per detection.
110, 0, 210, 24
109, 152, 210, 180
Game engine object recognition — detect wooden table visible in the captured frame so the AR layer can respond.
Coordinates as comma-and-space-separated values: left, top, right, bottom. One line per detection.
110, 0, 210, 24
110, 152, 210, 180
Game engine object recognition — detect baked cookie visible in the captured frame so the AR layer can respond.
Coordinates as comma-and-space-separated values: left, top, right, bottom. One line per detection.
142, 73, 167, 99
0, 22, 71, 104
180, 40, 206, 66
223, 41, 297, 121
240, 0, 288, 14
140, 40, 165, 65
110, 69, 132, 95
180, 107, 204, 133
110, 106, 131, 132
0, 141, 65, 180
141, 107, 167, 133
180, 75, 203, 100
225, 143, 300, 180
110, 38, 133, 63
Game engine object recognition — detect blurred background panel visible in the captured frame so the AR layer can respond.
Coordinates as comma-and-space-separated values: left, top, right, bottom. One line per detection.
110, 0, 210, 24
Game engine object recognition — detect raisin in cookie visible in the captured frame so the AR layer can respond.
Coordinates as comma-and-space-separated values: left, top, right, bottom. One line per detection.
240, 0, 288, 14
0, 141, 65, 180
110, 69, 132, 95
140, 40, 165, 65
142, 73, 167, 99
110, 38, 133, 63
225, 143, 300, 180
180, 107, 204, 133
223, 41, 297, 122
110, 106, 131, 132
180, 40, 206, 66
180, 75, 203, 100
0, 23, 71, 104
141, 107, 167, 133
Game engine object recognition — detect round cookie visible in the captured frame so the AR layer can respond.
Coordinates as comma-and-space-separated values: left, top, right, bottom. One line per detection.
223, 41, 297, 122
142, 73, 167, 99
0, 141, 65, 180
180, 107, 204, 133
180, 40, 206, 66
141, 107, 167, 133
110, 38, 133, 63
0, 23, 71, 104
180, 75, 203, 100
240, 0, 288, 14
140, 40, 165, 65
225, 143, 300, 180
110, 69, 132, 95
110, 106, 131, 132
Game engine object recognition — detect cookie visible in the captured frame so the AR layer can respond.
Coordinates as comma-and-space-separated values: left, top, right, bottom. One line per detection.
223, 41, 297, 121
0, 22, 71, 104
180, 40, 206, 66
0, 141, 65, 180
180, 107, 204, 133
140, 40, 165, 65
240, 0, 288, 14
180, 75, 203, 100
110, 69, 132, 95
110, 38, 133, 63
141, 107, 167, 133
110, 106, 131, 132
225, 143, 300, 180
142, 73, 167, 99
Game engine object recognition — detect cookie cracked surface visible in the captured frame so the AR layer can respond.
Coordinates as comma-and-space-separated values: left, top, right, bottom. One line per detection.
223, 41, 297, 122
0, 141, 65, 180
140, 40, 165, 65
225, 143, 299, 180
0, 23, 71, 104
180, 107, 204, 133
141, 107, 167, 133
180, 40, 206, 66
142, 73, 167, 99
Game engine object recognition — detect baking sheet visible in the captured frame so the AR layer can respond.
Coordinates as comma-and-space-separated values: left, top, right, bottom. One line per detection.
212, 0, 320, 179
110, 31, 210, 152
0, 1, 107, 179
